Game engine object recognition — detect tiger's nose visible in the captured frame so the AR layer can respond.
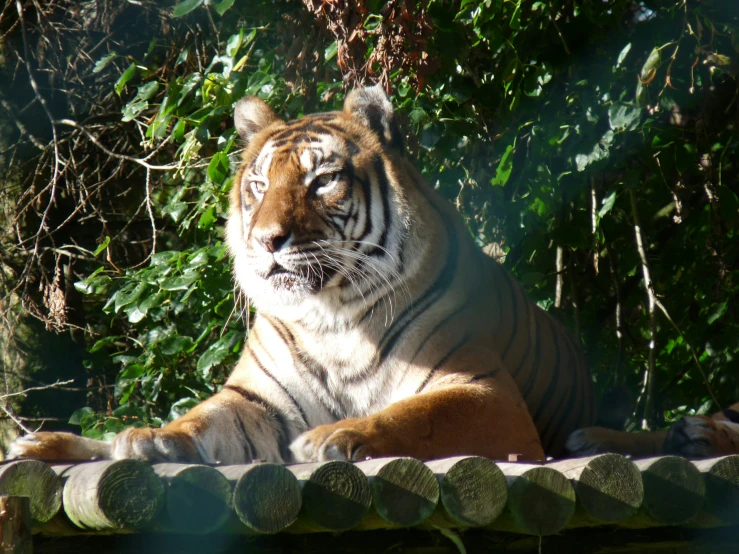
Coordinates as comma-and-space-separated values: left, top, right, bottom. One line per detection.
253, 226, 291, 253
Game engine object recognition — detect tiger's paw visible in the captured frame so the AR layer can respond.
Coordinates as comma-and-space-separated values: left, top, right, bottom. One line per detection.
290, 421, 382, 462
664, 416, 739, 458
565, 427, 619, 457
7, 431, 112, 461
111, 427, 202, 463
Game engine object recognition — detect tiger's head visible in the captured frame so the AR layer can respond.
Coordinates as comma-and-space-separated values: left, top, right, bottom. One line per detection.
226, 86, 413, 320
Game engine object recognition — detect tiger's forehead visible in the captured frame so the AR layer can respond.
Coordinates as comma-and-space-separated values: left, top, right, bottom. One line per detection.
249, 117, 349, 178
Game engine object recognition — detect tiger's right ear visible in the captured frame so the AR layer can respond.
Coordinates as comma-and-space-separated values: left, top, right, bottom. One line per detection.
234, 97, 280, 143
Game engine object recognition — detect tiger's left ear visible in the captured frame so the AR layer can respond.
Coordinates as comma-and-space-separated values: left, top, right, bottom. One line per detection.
234, 96, 280, 144
344, 85, 405, 152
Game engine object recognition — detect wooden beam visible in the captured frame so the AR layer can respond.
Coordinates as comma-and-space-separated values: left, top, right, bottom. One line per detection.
355, 457, 439, 529
693, 455, 739, 525
53, 461, 165, 530
634, 456, 705, 525
152, 464, 232, 534
287, 461, 371, 532
548, 453, 643, 525
491, 463, 576, 536
218, 463, 301, 534
425, 456, 507, 528
0, 460, 62, 524
0, 496, 32, 554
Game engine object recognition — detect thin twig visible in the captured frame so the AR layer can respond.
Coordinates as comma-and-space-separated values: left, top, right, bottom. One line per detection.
630, 190, 657, 430
653, 298, 720, 409
55, 119, 179, 170
0, 379, 75, 401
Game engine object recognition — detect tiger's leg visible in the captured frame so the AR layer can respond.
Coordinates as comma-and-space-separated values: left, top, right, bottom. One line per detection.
7, 385, 295, 464
290, 372, 545, 463
567, 402, 739, 458
565, 427, 668, 457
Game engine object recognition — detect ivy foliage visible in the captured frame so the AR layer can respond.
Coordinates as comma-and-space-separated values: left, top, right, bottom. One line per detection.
1, 0, 737, 438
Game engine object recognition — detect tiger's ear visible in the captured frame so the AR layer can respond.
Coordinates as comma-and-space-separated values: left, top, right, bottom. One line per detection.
234, 97, 280, 143
344, 85, 404, 152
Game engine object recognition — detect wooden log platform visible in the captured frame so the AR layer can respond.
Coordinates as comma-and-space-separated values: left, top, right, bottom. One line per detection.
0, 453, 737, 552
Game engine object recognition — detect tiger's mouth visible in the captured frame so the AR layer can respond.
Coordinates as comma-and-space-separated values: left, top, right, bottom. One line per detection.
261, 260, 336, 292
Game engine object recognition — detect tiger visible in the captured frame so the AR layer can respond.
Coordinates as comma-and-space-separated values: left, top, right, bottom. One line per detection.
8, 85, 739, 464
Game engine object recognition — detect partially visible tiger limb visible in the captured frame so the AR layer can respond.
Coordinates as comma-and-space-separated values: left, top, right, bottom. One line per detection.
566, 403, 739, 458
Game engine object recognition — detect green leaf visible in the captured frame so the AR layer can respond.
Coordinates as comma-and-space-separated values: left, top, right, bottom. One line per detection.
94, 236, 111, 257
69, 407, 94, 426
93, 52, 117, 74
159, 335, 195, 356
491, 143, 515, 187
616, 43, 632, 67
207, 152, 230, 184
172, 0, 204, 18
115, 63, 137, 96
114, 282, 148, 312
169, 397, 199, 420
325, 41, 338, 62
135, 81, 159, 102
160, 271, 200, 291
608, 102, 641, 132
213, 0, 236, 16
120, 364, 146, 380
121, 100, 148, 122
598, 191, 617, 218
707, 302, 727, 325
162, 202, 188, 223
198, 207, 217, 230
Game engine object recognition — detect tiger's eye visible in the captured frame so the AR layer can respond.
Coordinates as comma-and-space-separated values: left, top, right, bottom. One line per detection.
250, 181, 267, 195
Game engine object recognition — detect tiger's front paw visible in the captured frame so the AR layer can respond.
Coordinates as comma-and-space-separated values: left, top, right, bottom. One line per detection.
290, 420, 382, 463
7, 431, 112, 461
665, 416, 739, 458
111, 427, 202, 463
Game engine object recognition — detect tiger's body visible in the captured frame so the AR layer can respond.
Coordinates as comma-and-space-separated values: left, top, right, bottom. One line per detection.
8, 86, 739, 464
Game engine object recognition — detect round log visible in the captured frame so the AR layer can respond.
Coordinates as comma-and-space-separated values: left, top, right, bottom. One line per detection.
218, 463, 302, 534
494, 463, 576, 536
425, 456, 507, 527
547, 454, 643, 523
56, 460, 165, 530
635, 456, 705, 525
0, 496, 32, 554
0, 459, 62, 523
693, 455, 739, 525
288, 461, 371, 532
153, 463, 232, 533
356, 457, 439, 528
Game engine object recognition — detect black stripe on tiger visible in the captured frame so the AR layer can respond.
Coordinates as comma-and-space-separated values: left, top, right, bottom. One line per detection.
223, 384, 292, 461
416, 333, 473, 393
247, 331, 310, 430
371, 201, 461, 364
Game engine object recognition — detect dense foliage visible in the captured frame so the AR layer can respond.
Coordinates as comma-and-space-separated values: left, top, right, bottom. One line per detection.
1, 0, 737, 442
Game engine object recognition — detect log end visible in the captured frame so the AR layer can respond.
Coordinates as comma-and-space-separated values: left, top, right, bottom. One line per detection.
301, 460, 372, 531
96, 460, 166, 528
162, 465, 233, 533
370, 458, 440, 527
575, 453, 643, 523
232, 463, 302, 534
702, 455, 739, 524
439, 456, 507, 527
506, 466, 576, 536
640, 456, 705, 525
0, 460, 62, 524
